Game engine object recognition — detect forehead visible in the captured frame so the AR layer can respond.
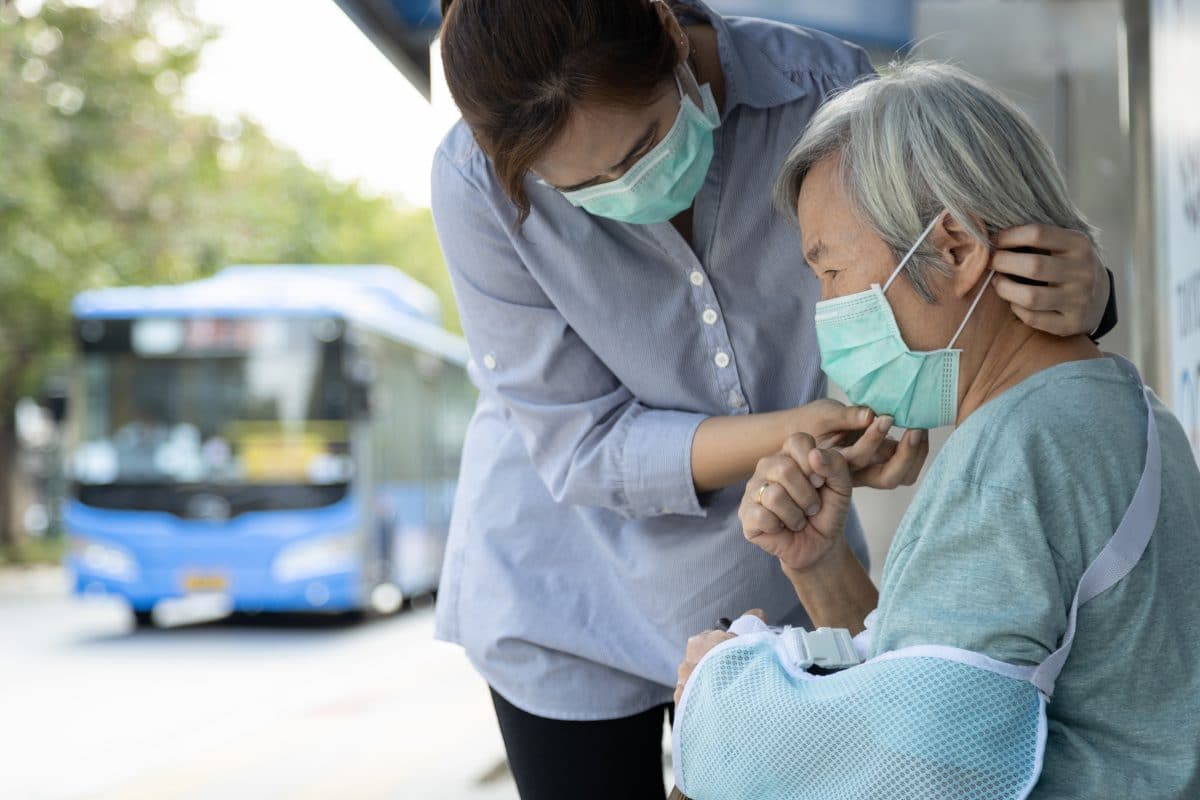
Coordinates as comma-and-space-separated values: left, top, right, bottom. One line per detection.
533, 83, 675, 185
796, 156, 855, 250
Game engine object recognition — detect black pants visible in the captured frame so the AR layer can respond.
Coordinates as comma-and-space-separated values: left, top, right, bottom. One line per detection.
490, 687, 675, 800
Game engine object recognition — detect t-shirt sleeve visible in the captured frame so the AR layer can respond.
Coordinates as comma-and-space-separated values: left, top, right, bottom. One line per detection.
871, 478, 1071, 667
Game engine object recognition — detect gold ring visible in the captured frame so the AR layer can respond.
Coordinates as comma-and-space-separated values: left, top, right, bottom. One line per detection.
755, 481, 771, 504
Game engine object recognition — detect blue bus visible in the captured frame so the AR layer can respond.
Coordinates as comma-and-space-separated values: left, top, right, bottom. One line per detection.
64, 265, 475, 625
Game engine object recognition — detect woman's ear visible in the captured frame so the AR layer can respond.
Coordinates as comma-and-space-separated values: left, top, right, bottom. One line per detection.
929, 212, 991, 300
653, 0, 690, 64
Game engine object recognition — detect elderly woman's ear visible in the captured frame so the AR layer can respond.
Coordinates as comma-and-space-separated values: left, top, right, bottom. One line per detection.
928, 212, 992, 301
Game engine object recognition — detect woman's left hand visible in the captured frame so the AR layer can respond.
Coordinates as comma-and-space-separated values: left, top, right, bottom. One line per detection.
990, 224, 1109, 337
675, 609, 765, 705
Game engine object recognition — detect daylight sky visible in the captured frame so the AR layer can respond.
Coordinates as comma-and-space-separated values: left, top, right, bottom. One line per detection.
184, 0, 452, 208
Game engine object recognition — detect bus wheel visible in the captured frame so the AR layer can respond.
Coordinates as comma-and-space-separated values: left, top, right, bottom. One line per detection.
132, 609, 156, 629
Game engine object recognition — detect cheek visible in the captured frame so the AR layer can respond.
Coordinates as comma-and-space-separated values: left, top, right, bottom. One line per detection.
830, 273, 879, 299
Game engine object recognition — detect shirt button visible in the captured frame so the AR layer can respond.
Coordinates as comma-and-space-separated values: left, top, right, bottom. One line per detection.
689, 270, 705, 287
702, 308, 718, 325
714, 351, 730, 369
483, 354, 497, 370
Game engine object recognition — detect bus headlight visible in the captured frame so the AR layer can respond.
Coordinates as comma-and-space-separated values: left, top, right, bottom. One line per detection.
72, 538, 139, 583
272, 533, 358, 583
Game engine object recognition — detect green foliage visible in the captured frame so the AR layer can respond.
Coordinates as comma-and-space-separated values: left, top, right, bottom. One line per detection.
0, 0, 454, 547
0, 531, 66, 566
0, 0, 454, 411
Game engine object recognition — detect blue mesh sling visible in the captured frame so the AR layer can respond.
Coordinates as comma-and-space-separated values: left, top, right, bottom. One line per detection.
672, 357, 1161, 800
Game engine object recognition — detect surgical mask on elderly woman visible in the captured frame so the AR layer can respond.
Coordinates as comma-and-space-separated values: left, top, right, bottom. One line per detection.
556, 62, 720, 225
813, 216, 995, 429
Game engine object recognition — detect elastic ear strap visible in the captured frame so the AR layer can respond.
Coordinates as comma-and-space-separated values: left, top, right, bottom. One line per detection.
947, 270, 996, 350
883, 216, 941, 293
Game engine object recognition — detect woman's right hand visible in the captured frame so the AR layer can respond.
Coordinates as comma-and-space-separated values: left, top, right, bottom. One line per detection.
790, 401, 929, 490
788, 399, 876, 444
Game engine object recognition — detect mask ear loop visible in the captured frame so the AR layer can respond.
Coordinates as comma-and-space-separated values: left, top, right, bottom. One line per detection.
881, 213, 995, 349
882, 215, 942, 293
947, 269, 995, 349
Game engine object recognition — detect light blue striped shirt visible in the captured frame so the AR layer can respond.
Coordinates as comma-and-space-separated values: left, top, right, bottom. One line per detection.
431, 1, 875, 720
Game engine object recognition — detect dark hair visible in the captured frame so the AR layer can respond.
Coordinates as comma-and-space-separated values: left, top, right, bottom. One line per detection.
439, 0, 681, 223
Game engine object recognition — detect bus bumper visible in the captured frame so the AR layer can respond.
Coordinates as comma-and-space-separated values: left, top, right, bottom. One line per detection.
68, 559, 363, 613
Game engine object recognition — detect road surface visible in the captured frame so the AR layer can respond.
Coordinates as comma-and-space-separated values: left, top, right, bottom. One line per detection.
0, 567, 523, 800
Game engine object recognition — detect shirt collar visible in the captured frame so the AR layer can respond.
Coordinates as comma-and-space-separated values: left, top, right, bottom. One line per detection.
675, 0, 810, 119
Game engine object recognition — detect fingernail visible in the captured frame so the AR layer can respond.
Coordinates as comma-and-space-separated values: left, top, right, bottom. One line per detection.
809, 474, 825, 488
859, 408, 871, 423
911, 429, 925, 444
807, 502, 821, 516
877, 416, 893, 433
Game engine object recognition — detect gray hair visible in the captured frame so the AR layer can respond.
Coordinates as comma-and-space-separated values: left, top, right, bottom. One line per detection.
774, 61, 1097, 303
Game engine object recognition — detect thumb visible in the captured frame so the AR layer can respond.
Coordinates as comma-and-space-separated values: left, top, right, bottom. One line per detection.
807, 447, 853, 497
816, 404, 874, 438
741, 608, 767, 622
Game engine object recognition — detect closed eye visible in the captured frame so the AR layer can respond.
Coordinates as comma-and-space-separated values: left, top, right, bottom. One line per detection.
555, 127, 659, 192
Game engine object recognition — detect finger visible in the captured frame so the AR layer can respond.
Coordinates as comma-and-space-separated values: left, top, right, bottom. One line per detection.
781, 433, 829, 490
849, 436, 898, 488
743, 524, 799, 562
856, 429, 926, 489
740, 608, 767, 622
990, 251, 1054, 284
1010, 304, 1071, 336
869, 437, 898, 466
759, 454, 821, 518
992, 224, 1088, 256
991, 250, 1087, 287
810, 403, 874, 440
806, 446, 853, 497
884, 429, 926, 487
837, 415, 894, 469
818, 426, 866, 450
759, 480, 811, 530
901, 431, 930, 485
740, 501, 786, 537
992, 275, 1065, 312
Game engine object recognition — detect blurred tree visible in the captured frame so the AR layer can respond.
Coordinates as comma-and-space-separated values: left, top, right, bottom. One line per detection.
0, 0, 453, 552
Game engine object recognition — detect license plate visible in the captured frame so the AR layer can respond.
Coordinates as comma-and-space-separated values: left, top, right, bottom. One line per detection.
182, 573, 229, 592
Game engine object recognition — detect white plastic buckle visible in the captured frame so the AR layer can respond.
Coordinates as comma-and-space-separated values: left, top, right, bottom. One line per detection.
782, 626, 862, 671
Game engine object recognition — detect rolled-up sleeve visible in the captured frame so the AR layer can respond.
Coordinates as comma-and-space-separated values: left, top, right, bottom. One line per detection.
431, 149, 708, 518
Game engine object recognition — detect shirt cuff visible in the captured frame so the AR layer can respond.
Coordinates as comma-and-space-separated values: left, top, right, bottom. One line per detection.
621, 408, 709, 518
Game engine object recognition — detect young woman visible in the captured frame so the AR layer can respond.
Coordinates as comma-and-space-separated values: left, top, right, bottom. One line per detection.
430, 2, 1117, 797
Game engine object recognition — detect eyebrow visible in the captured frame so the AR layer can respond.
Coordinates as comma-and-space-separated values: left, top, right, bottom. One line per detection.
556, 124, 658, 193
804, 240, 826, 265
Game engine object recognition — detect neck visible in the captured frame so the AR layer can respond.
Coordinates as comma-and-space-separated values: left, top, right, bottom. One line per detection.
955, 301, 1102, 424
684, 23, 725, 112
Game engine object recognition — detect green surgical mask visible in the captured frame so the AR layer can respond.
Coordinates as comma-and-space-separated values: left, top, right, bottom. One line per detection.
813, 216, 995, 430
557, 63, 720, 225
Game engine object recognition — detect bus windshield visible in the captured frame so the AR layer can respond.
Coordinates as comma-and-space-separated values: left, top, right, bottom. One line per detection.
71, 317, 356, 513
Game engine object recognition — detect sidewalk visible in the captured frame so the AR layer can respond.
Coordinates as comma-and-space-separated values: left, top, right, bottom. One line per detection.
0, 563, 70, 597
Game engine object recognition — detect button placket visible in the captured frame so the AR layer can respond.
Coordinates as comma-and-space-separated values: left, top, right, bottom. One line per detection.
683, 266, 748, 415
648, 216, 750, 416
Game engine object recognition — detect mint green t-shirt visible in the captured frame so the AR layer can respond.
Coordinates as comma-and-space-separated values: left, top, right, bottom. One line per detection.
872, 357, 1200, 799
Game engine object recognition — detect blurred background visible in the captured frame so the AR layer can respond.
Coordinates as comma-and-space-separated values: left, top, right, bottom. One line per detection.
1, 1, 1196, 798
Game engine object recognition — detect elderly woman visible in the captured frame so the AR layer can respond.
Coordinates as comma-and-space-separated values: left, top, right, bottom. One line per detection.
670, 62, 1200, 799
